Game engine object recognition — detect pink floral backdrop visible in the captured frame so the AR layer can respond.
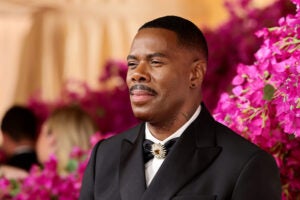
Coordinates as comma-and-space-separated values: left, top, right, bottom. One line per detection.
203, 0, 295, 111
1, 0, 299, 199
214, 0, 300, 197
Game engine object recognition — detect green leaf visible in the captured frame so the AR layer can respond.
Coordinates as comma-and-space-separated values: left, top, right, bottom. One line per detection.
96, 108, 106, 118
65, 159, 78, 172
296, 98, 300, 108
288, 134, 295, 140
263, 84, 275, 101
10, 179, 20, 196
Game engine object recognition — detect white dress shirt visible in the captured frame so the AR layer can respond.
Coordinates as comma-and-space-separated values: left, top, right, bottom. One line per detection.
144, 105, 201, 186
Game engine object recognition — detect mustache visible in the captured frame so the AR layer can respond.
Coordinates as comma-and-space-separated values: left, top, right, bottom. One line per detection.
129, 85, 157, 95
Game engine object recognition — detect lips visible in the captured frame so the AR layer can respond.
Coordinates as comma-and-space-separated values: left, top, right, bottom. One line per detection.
129, 85, 157, 104
131, 89, 154, 96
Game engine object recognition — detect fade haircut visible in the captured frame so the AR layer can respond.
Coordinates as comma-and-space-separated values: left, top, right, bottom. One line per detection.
139, 15, 208, 61
1, 105, 37, 142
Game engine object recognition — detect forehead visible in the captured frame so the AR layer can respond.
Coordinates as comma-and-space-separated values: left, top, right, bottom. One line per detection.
129, 28, 180, 56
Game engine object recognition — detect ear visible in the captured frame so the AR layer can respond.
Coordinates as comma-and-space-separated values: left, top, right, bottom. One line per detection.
189, 60, 207, 89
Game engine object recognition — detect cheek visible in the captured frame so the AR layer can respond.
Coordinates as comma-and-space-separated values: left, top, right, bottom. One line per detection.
159, 72, 189, 93
126, 71, 131, 86
36, 135, 53, 163
0, 132, 2, 146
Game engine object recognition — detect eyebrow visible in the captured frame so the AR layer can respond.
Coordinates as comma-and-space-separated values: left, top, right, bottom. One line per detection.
127, 52, 168, 61
126, 55, 136, 61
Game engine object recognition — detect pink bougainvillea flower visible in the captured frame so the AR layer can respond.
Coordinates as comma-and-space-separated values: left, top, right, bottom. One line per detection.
214, 0, 300, 199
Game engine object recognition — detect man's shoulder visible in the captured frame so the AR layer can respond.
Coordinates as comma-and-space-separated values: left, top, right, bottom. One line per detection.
101, 123, 142, 146
214, 121, 270, 159
211, 121, 279, 178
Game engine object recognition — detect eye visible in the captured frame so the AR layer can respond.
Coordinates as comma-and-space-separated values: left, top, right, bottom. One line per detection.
150, 60, 163, 67
127, 61, 138, 69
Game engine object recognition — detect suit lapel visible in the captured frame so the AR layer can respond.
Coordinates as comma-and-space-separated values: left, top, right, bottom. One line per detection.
142, 104, 222, 200
119, 124, 146, 200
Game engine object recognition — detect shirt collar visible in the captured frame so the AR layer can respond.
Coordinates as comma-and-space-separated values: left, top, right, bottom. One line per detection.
13, 145, 35, 155
145, 105, 201, 144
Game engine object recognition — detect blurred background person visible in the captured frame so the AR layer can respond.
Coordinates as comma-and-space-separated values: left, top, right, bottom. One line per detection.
36, 105, 97, 174
0, 105, 39, 172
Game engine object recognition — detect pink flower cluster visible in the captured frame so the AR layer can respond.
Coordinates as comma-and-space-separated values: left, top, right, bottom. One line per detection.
203, 0, 295, 111
0, 132, 109, 200
0, 157, 82, 200
214, 0, 300, 199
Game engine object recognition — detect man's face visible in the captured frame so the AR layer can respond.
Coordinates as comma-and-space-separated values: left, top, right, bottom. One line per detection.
126, 28, 198, 124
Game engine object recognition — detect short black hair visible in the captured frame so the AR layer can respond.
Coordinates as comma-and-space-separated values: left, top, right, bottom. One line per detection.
139, 15, 208, 60
1, 105, 37, 141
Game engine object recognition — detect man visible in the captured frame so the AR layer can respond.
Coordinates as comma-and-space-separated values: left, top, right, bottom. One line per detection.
0, 105, 39, 171
80, 16, 281, 200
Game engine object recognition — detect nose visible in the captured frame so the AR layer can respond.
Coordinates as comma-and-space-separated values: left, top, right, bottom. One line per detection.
129, 62, 150, 83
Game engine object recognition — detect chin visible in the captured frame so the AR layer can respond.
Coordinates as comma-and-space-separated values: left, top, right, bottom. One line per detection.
132, 107, 153, 122
133, 112, 151, 122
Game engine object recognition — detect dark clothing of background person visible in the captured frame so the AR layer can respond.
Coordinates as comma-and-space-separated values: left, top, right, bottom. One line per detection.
6, 150, 38, 171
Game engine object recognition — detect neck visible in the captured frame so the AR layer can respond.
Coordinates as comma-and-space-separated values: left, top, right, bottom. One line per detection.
147, 104, 199, 141
3, 139, 35, 157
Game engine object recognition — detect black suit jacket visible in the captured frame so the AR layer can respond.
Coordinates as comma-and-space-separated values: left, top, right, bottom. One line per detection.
6, 150, 39, 171
80, 104, 281, 200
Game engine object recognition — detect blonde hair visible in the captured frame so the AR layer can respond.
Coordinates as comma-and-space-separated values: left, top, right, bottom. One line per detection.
45, 105, 97, 173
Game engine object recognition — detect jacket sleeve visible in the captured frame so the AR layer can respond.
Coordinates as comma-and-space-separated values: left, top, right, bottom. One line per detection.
231, 150, 282, 200
79, 141, 103, 200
